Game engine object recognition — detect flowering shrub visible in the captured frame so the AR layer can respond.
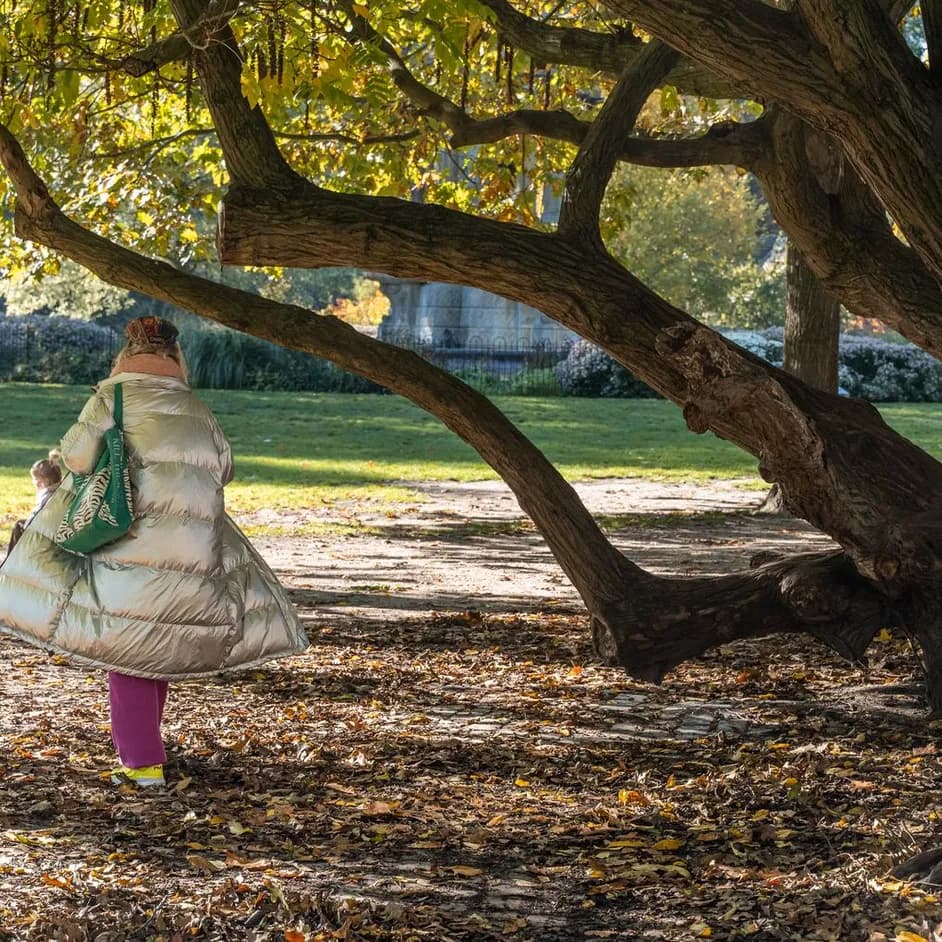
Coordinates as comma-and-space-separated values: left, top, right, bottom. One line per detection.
555, 340, 659, 398
556, 328, 942, 401
838, 336, 942, 402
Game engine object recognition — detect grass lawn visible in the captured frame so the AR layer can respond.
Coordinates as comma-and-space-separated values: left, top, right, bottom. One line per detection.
2, 383, 941, 524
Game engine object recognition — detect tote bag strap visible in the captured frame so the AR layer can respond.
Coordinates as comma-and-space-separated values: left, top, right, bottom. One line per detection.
112, 383, 124, 431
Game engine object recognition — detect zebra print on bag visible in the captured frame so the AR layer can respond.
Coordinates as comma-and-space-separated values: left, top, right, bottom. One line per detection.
54, 448, 133, 544
54, 467, 113, 542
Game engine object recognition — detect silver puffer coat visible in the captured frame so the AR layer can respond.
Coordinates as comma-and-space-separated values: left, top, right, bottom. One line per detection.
0, 372, 309, 678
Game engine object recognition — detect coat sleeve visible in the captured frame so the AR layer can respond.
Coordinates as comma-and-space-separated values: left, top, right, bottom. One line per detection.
59, 389, 114, 476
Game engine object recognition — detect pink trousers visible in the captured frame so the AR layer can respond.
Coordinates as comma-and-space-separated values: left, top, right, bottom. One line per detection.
108, 672, 169, 768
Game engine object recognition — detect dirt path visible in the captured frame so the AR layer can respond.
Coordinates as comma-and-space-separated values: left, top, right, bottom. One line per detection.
251, 477, 835, 623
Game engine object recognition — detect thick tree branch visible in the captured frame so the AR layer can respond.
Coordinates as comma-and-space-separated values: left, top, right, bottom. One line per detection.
923, 0, 942, 71
474, 0, 740, 97
451, 110, 764, 167
752, 110, 942, 356
122, 0, 241, 76
558, 41, 677, 243
607, 0, 821, 102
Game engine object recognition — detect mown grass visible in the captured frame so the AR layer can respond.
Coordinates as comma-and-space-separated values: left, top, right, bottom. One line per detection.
2, 383, 941, 525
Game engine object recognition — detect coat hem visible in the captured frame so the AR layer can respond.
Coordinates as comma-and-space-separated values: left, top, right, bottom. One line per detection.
0, 622, 309, 681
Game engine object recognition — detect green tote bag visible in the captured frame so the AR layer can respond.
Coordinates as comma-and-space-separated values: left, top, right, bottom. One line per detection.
55, 383, 134, 554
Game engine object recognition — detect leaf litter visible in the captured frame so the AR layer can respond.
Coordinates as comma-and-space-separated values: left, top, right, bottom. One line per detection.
0, 587, 941, 938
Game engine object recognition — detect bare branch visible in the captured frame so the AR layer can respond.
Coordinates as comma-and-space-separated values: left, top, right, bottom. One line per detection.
122, 0, 241, 76
475, 0, 740, 96
337, 0, 472, 136
558, 41, 677, 243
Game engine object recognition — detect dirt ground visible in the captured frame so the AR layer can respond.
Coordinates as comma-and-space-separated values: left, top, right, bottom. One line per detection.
2, 478, 941, 942
253, 477, 834, 623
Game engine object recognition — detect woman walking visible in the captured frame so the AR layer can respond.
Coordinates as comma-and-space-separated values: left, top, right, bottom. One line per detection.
0, 316, 308, 787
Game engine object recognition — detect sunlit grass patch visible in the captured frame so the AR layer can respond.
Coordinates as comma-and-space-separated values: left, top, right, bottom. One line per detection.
2, 385, 941, 529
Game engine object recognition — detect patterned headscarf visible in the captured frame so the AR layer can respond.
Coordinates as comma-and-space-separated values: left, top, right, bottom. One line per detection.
125, 316, 179, 349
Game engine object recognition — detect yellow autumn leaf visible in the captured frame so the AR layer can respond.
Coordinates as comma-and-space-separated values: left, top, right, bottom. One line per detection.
692, 924, 712, 938
652, 838, 683, 851
618, 789, 649, 805
876, 627, 893, 642
514, 777, 530, 787
896, 932, 928, 942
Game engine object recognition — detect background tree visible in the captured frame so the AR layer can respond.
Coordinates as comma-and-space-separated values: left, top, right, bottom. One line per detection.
4, 0, 942, 763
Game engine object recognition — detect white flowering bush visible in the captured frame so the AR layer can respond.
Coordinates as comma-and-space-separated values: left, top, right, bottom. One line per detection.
556, 328, 942, 401
556, 340, 659, 398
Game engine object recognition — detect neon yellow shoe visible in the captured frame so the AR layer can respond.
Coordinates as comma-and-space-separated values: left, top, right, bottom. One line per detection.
110, 764, 165, 788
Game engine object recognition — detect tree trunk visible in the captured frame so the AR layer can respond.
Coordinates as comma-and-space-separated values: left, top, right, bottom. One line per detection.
783, 242, 840, 394
757, 242, 841, 515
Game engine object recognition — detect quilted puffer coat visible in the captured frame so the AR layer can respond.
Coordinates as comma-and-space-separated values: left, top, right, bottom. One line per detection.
0, 372, 308, 678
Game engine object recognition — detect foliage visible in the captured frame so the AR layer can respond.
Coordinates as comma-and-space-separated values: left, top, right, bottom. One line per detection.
721, 328, 784, 367
603, 166, 785, 328
0, 259, 132, 321
0, 314, 118, 384
556, 340, 659, 398
180, 325, 383, 394
838, 336, 942, 403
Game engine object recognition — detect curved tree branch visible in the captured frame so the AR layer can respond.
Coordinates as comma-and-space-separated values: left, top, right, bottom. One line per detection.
121, 0, 241, 76
558, 41, 677, 244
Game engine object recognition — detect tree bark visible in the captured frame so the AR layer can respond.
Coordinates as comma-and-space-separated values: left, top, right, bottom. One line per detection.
783, 242, 840, 395
757, 242, 841, 516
